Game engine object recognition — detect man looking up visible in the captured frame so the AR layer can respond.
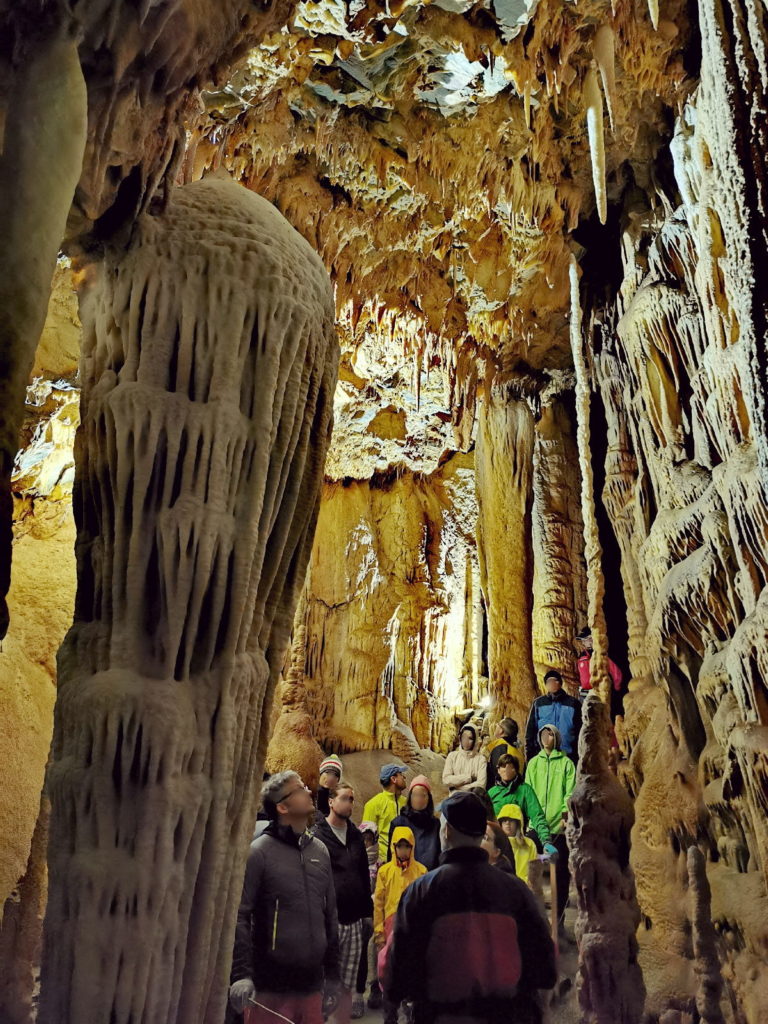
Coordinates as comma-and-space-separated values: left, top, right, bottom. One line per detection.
313, 784, 373, 1024
385, 791, 556, 1024
230, 771, 340, 1024
363, 764, 407, 862
525, 670, 582, 763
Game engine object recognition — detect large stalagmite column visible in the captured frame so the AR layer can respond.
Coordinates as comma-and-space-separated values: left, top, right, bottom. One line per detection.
38, 177, 338, 1024
532, 400, 587, 691
475, 388, 536, 724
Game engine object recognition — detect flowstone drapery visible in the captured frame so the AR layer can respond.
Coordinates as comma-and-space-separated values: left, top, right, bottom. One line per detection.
38, 176, 338, 1024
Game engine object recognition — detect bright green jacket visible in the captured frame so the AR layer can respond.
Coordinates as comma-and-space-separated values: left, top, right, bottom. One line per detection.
525, 748, 576, 835
488, 778, 551, 845
362, 789, 405, 862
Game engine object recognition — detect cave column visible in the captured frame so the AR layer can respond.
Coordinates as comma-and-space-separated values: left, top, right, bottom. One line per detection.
38, 178, 338, 1024
531, 399, 587, 692
475, 386, 536, 725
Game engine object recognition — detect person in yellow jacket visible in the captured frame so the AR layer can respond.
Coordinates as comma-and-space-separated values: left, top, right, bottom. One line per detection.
497, 804, 537, 884
486, 717, 525, 790
363, 764, 407, 862
373, 826, 426, 1024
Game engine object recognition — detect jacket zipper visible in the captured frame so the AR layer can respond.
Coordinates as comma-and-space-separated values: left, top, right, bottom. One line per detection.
300, 845, 316, 952
272, 898, 279, 951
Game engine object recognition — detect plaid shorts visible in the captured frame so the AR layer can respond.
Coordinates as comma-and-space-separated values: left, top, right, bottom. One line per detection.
337, 919, 364, 990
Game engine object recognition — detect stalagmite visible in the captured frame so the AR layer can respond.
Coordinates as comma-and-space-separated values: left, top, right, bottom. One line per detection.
38, 176, 338, 1024
583, 66, 607, 226
594, 26, 616, 133
568, 256, 610, 700
0, 26, 86, 639
687, 846, 725, 1024
567, 695, 645, 1022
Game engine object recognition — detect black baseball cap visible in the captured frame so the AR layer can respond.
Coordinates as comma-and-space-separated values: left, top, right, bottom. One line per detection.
441, 791, 487, 837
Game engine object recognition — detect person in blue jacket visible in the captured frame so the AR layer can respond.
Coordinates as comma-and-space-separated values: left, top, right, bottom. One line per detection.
524, 670, 582, 764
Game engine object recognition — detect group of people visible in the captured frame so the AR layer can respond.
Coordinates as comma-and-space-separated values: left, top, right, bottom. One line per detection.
230, 760, 556, 1024
230, 629, 623, 1024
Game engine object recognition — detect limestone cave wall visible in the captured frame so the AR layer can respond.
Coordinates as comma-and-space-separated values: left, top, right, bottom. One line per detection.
584, 35, 768, 1020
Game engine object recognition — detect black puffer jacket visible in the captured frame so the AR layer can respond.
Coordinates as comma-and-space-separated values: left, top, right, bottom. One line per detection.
312, 818, 374, 924
232, 822, 339, 993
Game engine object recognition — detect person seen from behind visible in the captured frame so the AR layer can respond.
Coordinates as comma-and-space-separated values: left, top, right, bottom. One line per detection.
442, 723, 487, 792
374, 826, 426, 1024
385, 791, 557, 1024
387, 774, 441, 871
230, 771, 339, 1024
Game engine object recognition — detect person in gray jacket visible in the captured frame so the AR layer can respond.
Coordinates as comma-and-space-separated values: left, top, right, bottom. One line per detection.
230, 771, 340, 1024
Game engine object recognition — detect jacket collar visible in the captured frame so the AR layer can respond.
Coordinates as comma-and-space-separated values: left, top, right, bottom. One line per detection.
265, 820, 313, 849
440, 846, 489, 866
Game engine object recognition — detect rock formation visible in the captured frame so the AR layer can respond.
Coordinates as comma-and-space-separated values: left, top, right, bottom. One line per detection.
38, 177, 337, 1023
567, 694, 645, 1023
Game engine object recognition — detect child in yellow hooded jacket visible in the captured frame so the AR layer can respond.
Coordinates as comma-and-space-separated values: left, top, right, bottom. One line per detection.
374, 825, 427, 974
497, 803, 538, 884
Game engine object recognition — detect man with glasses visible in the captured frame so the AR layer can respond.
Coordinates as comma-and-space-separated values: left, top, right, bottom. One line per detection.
230, 771, 340, 1024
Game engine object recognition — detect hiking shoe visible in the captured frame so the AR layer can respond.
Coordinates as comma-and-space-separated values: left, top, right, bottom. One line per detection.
367, 988, 383, 1010
351, 995, 365, 1019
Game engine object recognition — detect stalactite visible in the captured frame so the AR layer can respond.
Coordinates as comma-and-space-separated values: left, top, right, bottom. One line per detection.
569, 256, 610, 701
0, 25, 86, 639
567, 694, 645, 1023
583, 66, 607, 226
687, 845, 725, 1024
648, 0, 660, 31
594, 26, 616, 133
38, 176, 338, 1024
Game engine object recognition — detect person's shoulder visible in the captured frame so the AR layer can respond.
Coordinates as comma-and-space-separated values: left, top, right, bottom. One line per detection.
306, 833, 331, 859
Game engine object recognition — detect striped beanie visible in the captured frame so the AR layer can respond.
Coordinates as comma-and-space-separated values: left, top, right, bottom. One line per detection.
319, 754, 343, 777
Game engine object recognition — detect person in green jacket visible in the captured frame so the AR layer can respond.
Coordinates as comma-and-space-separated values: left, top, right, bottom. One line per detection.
362, 764, 407, 862
488, 753, 556, 856
525, 725, 576, 925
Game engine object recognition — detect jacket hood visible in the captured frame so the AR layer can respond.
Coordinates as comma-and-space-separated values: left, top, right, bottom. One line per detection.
498, 803, 525, 826
538, 724, 563, 750
458, 723, 479, 749
390, 824, 416, 856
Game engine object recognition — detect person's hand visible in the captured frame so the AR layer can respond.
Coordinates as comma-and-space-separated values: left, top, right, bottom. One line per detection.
229, 978, 256, 1013
543, 842, 559, 862
322, 982, 340, 1019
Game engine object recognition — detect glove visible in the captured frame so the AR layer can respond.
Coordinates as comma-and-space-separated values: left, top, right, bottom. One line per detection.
543, 842, 559, 862
229, 978, 256, 1013
322, 982, 340, 1019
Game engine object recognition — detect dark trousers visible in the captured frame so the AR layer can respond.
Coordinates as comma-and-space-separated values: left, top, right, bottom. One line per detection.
551, 833, 570, 921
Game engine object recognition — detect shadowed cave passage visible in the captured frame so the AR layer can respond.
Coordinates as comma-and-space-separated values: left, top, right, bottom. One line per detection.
1, 2, 768, 1023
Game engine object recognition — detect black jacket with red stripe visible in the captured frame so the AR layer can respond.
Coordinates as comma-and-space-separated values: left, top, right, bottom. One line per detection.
385, 846, 556, 1024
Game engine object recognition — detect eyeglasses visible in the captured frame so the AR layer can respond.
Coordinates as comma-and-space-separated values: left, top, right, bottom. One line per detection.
278, 784, 309, 803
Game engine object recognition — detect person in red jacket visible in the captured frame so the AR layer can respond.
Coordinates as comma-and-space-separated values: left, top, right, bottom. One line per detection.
385, 792, 556, 1024
575, 627, 622, 700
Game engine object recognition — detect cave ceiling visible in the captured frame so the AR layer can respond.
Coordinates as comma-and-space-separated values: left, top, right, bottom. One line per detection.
190, 0, 691, 390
